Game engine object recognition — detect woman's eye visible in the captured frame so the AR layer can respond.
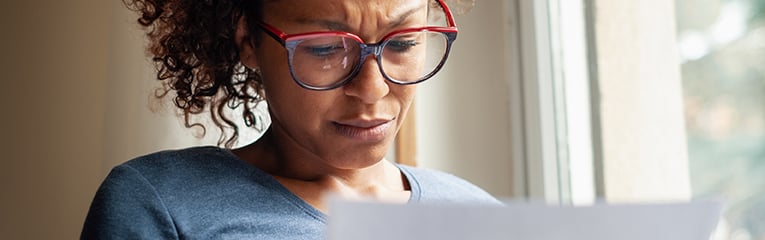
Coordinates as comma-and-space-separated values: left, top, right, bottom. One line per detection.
386, 39, 419, 53
303, 45, 344, 57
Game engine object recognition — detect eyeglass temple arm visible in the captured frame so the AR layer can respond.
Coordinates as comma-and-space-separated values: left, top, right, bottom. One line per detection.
257, 22, 288, 45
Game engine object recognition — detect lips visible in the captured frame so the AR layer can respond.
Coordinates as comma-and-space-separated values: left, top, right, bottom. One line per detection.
332, 118, 394, 142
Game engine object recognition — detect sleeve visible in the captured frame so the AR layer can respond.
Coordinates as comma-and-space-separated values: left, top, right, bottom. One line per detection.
81, 164, 179, 240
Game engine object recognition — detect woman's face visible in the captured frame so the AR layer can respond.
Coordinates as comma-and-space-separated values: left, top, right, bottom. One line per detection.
252, 0, 429, 169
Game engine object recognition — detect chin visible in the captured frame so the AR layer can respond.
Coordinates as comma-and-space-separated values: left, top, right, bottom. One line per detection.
324, 142, 392, 170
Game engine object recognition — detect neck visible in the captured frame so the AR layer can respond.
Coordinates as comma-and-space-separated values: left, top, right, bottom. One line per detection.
233, 127, 410, 212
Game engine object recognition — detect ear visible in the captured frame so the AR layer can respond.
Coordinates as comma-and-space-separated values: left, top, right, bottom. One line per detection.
235, 15, 259, 69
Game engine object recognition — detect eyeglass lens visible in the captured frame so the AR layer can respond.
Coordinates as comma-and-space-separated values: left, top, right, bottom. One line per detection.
289, 30, 449, 89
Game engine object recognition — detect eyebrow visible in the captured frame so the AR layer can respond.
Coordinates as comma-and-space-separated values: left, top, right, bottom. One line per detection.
296, 4, 426, 32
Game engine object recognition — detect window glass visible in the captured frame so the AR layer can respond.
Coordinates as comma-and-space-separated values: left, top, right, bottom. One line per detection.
676, 0, 765, 239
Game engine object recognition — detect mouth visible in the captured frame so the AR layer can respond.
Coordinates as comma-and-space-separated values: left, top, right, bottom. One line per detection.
332, 118, 395, 142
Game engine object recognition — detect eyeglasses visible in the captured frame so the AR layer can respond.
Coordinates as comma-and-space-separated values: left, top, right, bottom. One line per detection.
255, 0, 458, 91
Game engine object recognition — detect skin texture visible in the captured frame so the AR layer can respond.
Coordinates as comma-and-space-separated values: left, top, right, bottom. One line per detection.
233, 0, 429, 212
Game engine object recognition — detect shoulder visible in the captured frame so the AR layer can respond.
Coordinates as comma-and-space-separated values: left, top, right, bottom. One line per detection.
122, 146, 243, 175
106, 146, 247, 190
104, 146, 267, 202
83, 146, 299, 238
81, 147, 235, 239
398, 165, 501, 205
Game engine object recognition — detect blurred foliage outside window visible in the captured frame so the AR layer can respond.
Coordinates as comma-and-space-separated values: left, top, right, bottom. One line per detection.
676, 0, 765, 239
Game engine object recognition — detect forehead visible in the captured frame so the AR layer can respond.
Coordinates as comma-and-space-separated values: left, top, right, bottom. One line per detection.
262, 0, 430, 25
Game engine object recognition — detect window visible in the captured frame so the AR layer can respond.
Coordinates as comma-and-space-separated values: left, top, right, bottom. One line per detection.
677, 0, 765, 239
530, 0, 694, 205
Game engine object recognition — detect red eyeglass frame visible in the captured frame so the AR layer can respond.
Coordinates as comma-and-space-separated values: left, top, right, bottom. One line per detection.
255, 0, 459, 90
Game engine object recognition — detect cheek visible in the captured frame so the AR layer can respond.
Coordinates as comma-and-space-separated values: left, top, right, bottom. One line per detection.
392, 84, 417, 114
257, 44, 302, 110
260, 64, 338, 131
256, 45, 347, 133
397, 78, 417, 94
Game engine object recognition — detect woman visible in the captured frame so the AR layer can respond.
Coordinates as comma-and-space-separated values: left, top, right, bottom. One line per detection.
82, 0, 499, 238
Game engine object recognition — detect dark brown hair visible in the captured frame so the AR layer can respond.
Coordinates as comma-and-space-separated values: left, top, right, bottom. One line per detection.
123, 0, 265, 148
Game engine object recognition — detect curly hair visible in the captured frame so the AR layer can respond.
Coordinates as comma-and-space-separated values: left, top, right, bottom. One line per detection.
123, 0, 266, 148
123, 0, 475, 149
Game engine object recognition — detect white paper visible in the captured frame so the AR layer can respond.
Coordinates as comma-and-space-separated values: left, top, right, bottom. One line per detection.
325, 199, 722, 240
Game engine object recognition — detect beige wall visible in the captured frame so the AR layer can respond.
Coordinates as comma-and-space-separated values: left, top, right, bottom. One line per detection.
0, 1, 216, 239
591, 0, 692, 202
1, 1, 109, 239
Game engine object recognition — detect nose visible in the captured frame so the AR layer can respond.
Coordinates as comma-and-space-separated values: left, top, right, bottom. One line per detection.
342, 56, 390, 104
